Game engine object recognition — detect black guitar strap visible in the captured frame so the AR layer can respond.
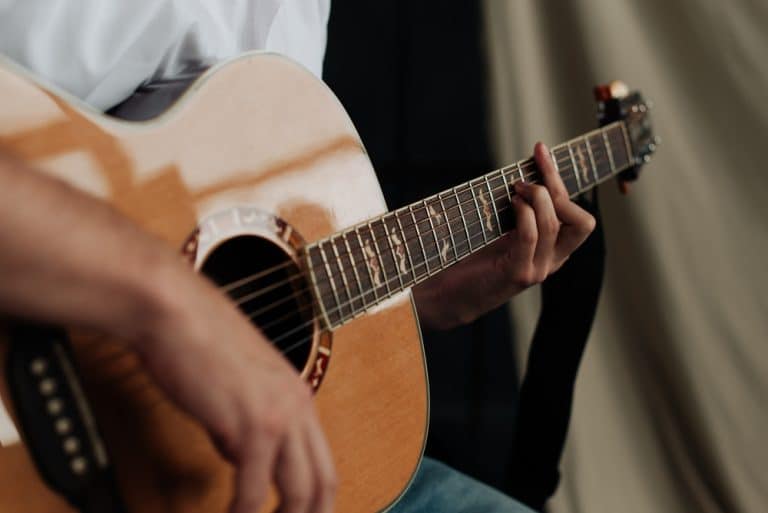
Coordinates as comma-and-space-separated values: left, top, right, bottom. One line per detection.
507, 190, 605, 511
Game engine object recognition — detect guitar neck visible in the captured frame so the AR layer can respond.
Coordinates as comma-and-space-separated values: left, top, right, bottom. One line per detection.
307, 121, 633, 328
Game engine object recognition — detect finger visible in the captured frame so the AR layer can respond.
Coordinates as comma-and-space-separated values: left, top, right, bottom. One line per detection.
506, 194, 537, 268
553, 200, 595, 263
229, 435, 281, 513
534, 141, 596, 264
274, 424, 315, 513
515, 182, 558, 275
304, 412, 337, 513
534, 142, 569, 204
493, 194, 538, 289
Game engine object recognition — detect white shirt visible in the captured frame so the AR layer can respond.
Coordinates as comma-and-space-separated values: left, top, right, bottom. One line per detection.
0, 0, 330, 111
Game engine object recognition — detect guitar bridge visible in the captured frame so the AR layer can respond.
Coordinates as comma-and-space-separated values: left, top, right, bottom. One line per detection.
6, 324, 127, 513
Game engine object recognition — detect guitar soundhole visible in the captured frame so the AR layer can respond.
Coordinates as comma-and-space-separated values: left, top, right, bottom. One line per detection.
200, 235, 315, 371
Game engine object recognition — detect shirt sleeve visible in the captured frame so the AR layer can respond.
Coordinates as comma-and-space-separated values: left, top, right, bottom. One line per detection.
0, 0, 199, 111
0, 0, 329, 111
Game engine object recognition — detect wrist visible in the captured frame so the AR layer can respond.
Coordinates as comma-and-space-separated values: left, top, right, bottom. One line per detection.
109, 244, 196, 351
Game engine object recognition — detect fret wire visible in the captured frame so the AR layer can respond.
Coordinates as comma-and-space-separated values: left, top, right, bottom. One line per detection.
409, 204, 431, 275
566, 143, 583, 191
549, 150, 559, 176
588, 133, 609, 180
619, 121, 634, 169
355, 227, 380, 303
329, 237, 356, 318
318, 243, 344, 321
381, 216, 406, 290
308, 136, 628, 303
305, 248, 332, 328
423, 199, 445, 268
367, 221, 392, 296
483, 174, 502, 233
310, 151, 618, 307
516, 161, 526, 182
453, 186, 473, 254
394, 209, 419, 282
310, 158, 612, 310
500, 169, 514, 204
584, 135, 599, 182
602, 129, 617, 173
468, 182, 488, 244
341, 232, 367, 310
438, 192, 460, 260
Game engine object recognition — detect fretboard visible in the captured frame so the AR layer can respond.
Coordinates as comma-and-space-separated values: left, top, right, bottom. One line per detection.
306, 121, 633, 328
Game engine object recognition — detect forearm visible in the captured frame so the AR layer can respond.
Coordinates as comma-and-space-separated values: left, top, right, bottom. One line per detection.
0, 153, 183, 343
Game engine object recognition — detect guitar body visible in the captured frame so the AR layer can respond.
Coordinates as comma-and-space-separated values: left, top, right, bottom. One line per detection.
0, 53, 428, 512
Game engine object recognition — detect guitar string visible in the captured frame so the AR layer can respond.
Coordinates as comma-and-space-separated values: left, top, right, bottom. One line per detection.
228, 148, 618, 309
80, 135, 622, 354
78, 137, 631, 398
241, 145, 623, 348
211, 123, 624, 295
222, 145, 617, 309
221, 142, 618, 300
74, 142, 619, 366
76, 147, 613, 358
75, 142, 619, 364
72, 155, 562, 357
86, 189, 601, 399
76, 122, 629, 358
77, 153, 618, 378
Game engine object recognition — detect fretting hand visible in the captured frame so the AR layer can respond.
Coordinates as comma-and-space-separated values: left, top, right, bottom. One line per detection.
413, 143, 596, 331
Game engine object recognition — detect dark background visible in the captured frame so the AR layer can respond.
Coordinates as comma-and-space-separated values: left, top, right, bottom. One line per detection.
324, 1, 521, 492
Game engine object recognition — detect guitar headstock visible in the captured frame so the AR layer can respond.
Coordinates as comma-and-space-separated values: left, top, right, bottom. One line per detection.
595, 81, 659, 193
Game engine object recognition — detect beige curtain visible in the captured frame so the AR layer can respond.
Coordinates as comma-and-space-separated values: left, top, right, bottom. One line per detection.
483, 1, 768, 512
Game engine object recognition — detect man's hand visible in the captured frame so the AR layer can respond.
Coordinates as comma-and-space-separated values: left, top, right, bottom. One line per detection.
413, 142, 596, 331
0, 153, 336, 513
140, 265, 337, 513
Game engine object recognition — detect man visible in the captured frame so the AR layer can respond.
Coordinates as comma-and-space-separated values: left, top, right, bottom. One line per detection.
0, 1, 595, 512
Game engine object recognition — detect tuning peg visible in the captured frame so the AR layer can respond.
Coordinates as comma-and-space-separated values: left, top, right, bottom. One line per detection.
653, 136, 661, 145
643, 154, 652, 163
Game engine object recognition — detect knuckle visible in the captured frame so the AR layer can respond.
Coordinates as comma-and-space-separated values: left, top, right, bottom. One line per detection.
518, 228, 538, 246
543, 217, 560, 236
529, 184, 547, 199
323, 470, 339, 495
286, 489, 313, 509
257, 409, 286, 440
515, 266, 537, 288
550, 188, 566, 202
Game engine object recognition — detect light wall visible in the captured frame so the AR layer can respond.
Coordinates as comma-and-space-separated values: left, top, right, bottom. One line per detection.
483, 1, 768, 512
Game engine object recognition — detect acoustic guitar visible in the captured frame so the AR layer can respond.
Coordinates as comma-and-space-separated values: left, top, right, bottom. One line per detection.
0, 52, 656, 513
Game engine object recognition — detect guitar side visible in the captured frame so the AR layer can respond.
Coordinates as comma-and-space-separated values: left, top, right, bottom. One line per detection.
0, 53, 428, 513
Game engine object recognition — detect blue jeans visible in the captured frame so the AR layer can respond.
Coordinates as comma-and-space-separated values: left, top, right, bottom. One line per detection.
388, 457, 535, 513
